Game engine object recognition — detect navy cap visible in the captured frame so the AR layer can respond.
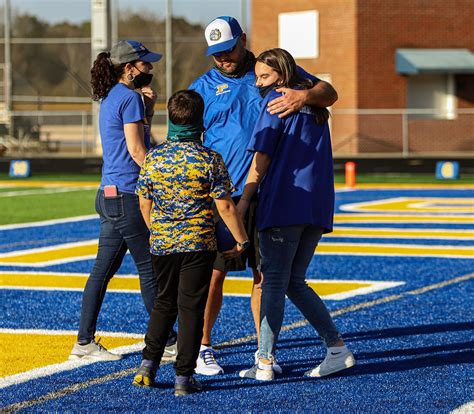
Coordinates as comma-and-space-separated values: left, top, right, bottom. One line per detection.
205, 16, 243, 56
110, 40, 162, 65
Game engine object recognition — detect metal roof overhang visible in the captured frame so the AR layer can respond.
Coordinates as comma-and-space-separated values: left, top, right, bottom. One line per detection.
396, 49, 474, 75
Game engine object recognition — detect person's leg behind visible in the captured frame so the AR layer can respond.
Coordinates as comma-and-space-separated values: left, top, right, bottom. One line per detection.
174, 250, 216, 396
286, 225, 355, 377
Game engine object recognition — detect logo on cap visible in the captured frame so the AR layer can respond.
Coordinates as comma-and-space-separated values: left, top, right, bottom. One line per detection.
209, 29, 221, 41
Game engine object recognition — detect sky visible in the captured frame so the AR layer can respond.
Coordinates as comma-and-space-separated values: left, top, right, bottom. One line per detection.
10, 0, 250, 30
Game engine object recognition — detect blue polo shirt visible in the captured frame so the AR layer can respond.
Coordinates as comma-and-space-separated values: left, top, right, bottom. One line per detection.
247, 90, 334, 233
99, 83, 150, 194
190, 66, 317, 197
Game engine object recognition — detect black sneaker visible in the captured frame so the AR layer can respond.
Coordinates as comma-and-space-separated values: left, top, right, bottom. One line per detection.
132, 359, 158, 388
174, 375, 203, 396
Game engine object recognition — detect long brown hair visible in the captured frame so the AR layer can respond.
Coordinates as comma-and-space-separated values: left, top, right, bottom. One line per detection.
90, 52, 129, 101
256, 48, 330, 124
256, 48, 313, 90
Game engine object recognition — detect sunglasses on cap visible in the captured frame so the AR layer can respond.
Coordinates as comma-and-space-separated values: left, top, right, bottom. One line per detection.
212, 39, 239, 57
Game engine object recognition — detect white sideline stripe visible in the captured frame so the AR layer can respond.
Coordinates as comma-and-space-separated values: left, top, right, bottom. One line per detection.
0, 270, 136, 278
0, 215, 98, 231
2, 272, 472, 412
0, 328, 143, 339
451, 401, 474, 413
0, 342, 145, 391
1, 256, 98, 268
0, 187, 96, 198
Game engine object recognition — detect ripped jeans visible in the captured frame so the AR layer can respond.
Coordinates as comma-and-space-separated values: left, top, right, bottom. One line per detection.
258, 224, 341, 360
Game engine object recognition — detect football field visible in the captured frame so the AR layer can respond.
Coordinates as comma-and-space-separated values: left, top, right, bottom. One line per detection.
0, 177, 473, 412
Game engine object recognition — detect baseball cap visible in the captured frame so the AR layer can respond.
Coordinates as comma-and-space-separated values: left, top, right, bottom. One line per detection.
110, 40, 162, 65
205, 16, 243, 56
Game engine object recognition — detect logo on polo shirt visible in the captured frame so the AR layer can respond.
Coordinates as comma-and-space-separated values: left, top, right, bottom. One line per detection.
209, 29, 221, 41
216, 83, 230, 95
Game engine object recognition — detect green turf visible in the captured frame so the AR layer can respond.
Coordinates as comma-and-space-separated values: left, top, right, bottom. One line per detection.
0, 173, 100, 182
0, 173, 472, 225
2, 172, 473, 184
333, 173, 473, 184
1, 189, 97, 225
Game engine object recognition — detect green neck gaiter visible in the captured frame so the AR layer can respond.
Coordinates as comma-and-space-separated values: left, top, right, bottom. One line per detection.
166, 120, 203, 144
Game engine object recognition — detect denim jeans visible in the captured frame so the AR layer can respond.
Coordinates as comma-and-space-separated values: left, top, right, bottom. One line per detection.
258, 224, 341, 359
77, 189, 156, 343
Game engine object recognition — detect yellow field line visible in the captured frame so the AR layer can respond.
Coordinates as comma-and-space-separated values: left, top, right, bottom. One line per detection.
334, 214, 474, 223
318, 243, 473, 258
0, 272, 375, 297
0, 242, 98, 264
330, 227, 474, 239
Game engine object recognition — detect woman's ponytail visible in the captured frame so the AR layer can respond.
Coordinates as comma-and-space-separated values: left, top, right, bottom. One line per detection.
91, 51, 125, 100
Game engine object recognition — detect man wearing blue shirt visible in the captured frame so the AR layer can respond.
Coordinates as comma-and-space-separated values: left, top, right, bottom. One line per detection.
190, 16, 338, 375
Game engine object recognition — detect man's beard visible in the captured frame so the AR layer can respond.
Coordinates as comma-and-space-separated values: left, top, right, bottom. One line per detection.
213, 50, 256, 78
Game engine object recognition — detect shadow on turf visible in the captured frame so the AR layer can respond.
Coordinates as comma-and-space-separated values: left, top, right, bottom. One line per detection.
203, 322, 474, 390
274, 321, 474, 350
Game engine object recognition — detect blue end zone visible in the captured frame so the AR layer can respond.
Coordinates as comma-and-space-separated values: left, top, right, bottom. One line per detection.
1, 187, 473, 412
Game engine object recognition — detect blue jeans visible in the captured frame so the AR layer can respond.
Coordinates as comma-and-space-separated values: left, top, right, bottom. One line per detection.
258, 225, 341, 359
77, 189, 156, 343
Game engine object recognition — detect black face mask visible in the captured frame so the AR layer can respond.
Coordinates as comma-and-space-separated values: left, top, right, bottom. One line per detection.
132, 68, 153, 89
258, 82, 279, 98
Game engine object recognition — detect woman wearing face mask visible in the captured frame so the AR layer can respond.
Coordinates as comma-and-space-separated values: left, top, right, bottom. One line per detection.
69, 40, 177, 361
237, 48, 355, 381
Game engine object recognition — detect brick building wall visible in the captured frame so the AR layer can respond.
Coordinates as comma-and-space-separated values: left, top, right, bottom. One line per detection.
251, 0, 474, 155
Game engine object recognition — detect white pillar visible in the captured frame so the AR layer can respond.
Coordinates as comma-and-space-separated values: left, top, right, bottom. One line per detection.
91, 0, 111, 155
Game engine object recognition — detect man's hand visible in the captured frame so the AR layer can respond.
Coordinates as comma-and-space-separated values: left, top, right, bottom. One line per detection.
141, 86, 157, 114
267, 87, 308, 118
221, 243, 246, 259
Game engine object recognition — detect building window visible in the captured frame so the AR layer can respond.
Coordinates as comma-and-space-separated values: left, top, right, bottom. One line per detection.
407, 74, 456, 119
278, 10, 319, 59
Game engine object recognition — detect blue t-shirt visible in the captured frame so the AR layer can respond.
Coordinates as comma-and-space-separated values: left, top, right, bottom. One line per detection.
247, 90, 335, 233
99, 83, 150, 194
190, 66, 317, 197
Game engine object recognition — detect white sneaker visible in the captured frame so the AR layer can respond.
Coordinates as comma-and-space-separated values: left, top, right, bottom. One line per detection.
254, 350, 282, 374
69, 338, 122, 361
239, 360, 274, 381
194, 346, 224, 376
305, 345, 355, 377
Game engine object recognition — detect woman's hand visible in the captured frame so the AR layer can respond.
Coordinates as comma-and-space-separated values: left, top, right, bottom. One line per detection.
141, 86, 157, 115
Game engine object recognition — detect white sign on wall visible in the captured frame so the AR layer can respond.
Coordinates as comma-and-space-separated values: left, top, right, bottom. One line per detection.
278, 10, 319, 59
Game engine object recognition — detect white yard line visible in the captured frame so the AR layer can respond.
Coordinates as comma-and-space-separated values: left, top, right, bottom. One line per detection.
0, 215, 98, 231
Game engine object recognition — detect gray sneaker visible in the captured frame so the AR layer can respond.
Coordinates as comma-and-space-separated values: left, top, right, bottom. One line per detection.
239, 361, 274, 381
161, 330, 178, 362
69, 339, 122, 361
162, 342, 178, 362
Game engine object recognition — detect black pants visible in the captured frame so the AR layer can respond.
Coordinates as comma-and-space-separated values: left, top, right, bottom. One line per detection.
143, 250, 216, 376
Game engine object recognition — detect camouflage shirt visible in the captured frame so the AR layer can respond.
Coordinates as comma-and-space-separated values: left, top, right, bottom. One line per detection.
136, 141, 233, 256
